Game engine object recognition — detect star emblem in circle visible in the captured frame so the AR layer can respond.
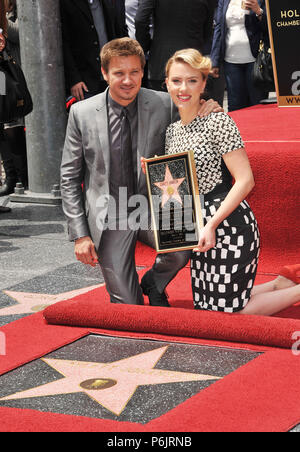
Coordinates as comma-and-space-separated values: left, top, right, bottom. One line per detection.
0, 346, 221, 416
154, 165, 185, 208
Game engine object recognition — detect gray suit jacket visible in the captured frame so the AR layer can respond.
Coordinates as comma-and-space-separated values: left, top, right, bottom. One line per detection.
60, 87, 177, 249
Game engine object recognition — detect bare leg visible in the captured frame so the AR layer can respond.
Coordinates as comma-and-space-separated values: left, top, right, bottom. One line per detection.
240, 284, 300, 316
251, 275, 296, 297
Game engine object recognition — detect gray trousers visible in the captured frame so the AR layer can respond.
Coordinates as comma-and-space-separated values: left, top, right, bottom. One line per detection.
98, 228, 191, 305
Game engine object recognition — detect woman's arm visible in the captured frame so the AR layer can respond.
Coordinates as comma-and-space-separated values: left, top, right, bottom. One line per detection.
194, 148, 255, 253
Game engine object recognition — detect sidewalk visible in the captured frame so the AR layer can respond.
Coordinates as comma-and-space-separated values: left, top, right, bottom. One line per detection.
0, 198, 105, 328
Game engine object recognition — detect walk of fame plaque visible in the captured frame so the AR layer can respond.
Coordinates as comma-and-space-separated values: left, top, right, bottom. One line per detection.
145, 151, 203, 253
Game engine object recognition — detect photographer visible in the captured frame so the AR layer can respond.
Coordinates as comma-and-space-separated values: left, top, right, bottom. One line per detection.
0, 0, 28, 201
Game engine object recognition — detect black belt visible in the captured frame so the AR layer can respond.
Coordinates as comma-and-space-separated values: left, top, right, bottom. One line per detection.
203, 183, 231, 202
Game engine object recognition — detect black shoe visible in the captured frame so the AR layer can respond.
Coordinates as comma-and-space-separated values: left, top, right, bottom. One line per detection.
0, 181, 16, 197
0, 206, 11, 213
141, 271, 170, 307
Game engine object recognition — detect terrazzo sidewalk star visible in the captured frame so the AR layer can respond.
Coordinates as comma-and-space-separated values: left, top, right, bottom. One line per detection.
0, 285, 105, 316
0, 346, 221, 416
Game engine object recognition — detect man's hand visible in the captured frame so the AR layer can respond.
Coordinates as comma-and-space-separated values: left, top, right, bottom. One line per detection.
71, 82, 89, 101
75, 236, 98, 267
211, 67, 220, 79
198, 98, 224, 118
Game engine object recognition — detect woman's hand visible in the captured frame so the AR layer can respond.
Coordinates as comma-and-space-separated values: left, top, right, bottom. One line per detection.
193, 224, 216, 253
244, 0, 262, 15
141, 157, 146, 175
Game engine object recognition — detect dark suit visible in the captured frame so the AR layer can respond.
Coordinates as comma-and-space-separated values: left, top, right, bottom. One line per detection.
135, 0, 214, 89
111, 0, 128, 37
60, 0, 127, 95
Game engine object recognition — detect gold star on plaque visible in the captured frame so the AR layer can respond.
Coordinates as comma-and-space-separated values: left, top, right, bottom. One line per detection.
154, 165, 185, 207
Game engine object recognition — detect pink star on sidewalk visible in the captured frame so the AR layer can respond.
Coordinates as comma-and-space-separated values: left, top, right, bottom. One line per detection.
0, 346, 221, 416
154, 165, 185, 208
0, 284, 105, 316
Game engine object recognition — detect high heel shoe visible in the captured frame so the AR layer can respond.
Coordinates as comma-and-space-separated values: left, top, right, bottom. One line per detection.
278, 264, 300, 284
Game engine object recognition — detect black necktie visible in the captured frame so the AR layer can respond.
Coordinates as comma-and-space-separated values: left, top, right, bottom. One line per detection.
121, 107, 135, 197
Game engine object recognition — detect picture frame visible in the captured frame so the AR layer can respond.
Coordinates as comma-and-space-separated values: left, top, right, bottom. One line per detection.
144, 150, 203, 253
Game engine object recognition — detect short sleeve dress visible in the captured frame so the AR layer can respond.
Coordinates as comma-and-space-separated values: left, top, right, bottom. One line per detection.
165, 113, 260, 313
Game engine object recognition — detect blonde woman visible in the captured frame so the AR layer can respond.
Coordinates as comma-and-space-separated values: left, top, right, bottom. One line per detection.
163, 48, 300, 316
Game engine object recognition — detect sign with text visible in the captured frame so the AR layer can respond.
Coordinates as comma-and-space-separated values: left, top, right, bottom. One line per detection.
266, 0, 300, 106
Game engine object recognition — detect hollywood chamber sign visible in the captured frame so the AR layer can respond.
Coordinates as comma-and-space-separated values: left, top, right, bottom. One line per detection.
266, 0, 300, 106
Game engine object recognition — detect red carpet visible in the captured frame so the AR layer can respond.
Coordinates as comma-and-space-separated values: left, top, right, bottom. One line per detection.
230, 103, 300, 142
43, 268, 300, 350
1, 311, 300, 432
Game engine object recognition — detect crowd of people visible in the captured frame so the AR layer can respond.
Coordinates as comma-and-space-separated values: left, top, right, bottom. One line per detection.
2, 1, 298, 316
59, 0, 270, 107
0, 1, 272, 207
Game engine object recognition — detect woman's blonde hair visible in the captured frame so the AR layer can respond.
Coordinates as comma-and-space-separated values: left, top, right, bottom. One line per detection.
166, 48, 212, 80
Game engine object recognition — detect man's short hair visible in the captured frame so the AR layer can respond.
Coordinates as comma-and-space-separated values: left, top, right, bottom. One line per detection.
100, 38, 146, 73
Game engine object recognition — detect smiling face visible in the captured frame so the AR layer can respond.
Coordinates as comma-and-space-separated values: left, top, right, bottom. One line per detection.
101, 55, 144, 106
166, 61, 207, 116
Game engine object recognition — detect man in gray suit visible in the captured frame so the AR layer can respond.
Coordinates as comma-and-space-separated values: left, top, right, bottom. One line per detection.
61, 37, 219, 307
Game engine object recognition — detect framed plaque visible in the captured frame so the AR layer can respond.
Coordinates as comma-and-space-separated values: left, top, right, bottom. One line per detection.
144, 150, 203, 253
266, 0, 300, 106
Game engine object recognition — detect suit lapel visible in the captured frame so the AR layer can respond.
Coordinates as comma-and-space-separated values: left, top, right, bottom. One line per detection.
95, 89, 110, 177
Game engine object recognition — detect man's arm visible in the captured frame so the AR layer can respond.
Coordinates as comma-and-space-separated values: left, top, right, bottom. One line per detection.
203, 0, 216, 45
60, 1, 84, 95
135, 0, 155, 53
110, 0, 129, 38
60, 105, 90, 242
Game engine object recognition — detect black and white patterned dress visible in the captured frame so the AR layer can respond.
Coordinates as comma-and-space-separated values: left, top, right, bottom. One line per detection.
165, 113, 260, 313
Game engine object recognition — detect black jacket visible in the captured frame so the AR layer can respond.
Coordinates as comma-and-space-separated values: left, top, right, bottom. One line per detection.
60, 0, 127, 94
135, 0, 215, 81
